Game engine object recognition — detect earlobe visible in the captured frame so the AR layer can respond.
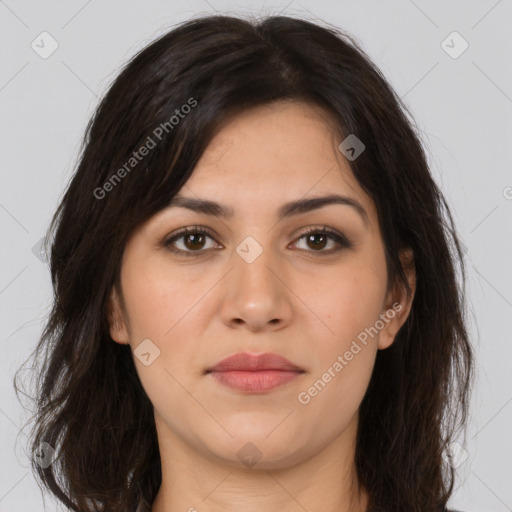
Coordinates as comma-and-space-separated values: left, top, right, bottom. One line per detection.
378, 248, 416, 350
107, 286, 130, 345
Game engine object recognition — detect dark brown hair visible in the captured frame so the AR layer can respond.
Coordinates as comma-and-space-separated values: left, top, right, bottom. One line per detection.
15, 13, 473, 512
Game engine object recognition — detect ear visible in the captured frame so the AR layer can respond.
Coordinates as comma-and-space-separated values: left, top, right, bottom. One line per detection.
378, 248, 416, 350
106, 285, 130, 345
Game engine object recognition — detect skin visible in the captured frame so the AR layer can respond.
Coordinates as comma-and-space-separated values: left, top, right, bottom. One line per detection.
108, 100, 415, 512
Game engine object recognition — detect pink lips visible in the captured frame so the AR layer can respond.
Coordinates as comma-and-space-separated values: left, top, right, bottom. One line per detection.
205, 352, 305, 393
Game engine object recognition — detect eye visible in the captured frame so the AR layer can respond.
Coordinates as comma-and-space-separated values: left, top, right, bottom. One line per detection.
162, 226, 221, 256
291, 226, 353, 253
162, 225, 352, 257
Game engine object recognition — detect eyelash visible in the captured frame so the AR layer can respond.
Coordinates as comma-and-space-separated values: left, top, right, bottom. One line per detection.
161, 225, 353, 257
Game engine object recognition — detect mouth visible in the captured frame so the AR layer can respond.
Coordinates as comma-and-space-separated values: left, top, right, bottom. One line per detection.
207, 369, 304, 393
205, 352, 305, 393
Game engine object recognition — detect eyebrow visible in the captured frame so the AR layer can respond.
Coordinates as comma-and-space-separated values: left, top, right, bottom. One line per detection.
166, 194, 369, 224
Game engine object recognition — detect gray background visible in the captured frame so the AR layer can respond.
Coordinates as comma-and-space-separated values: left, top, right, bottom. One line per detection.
1, 0, 511, 510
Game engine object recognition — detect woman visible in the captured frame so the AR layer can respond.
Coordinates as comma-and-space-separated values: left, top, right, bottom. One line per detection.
17, 13, 473, 512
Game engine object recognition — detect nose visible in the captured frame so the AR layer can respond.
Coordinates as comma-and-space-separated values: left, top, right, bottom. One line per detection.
219, 240, 293, 332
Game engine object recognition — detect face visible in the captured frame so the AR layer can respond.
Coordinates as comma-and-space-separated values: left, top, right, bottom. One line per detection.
108, 100, 414, 471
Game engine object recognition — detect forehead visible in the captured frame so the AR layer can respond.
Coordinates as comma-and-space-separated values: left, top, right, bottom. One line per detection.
193, 100, 343, 180
180, 101, 375, 223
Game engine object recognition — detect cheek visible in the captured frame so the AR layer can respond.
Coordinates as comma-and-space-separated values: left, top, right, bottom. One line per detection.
121, 257, 214, 384
296, 340, 377, 439
295, 263, 384, 404
294, 253, 386, 402
299, 256, 388, 346
122, 261, 205, 420
121, 256, 203, 340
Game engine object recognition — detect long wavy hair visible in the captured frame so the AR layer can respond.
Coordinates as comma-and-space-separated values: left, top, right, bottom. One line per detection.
15, 13, 473, 512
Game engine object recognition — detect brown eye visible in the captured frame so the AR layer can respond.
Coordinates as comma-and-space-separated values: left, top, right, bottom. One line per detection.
163, 225, 352, 257
292, 227, 353, 254
305, 232, 329, 251
182, 232, 207, 251
163, 226, 220, 256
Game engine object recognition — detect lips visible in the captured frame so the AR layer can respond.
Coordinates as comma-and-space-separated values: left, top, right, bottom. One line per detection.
205, 352, 305, 393
206, 352, 304, 373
